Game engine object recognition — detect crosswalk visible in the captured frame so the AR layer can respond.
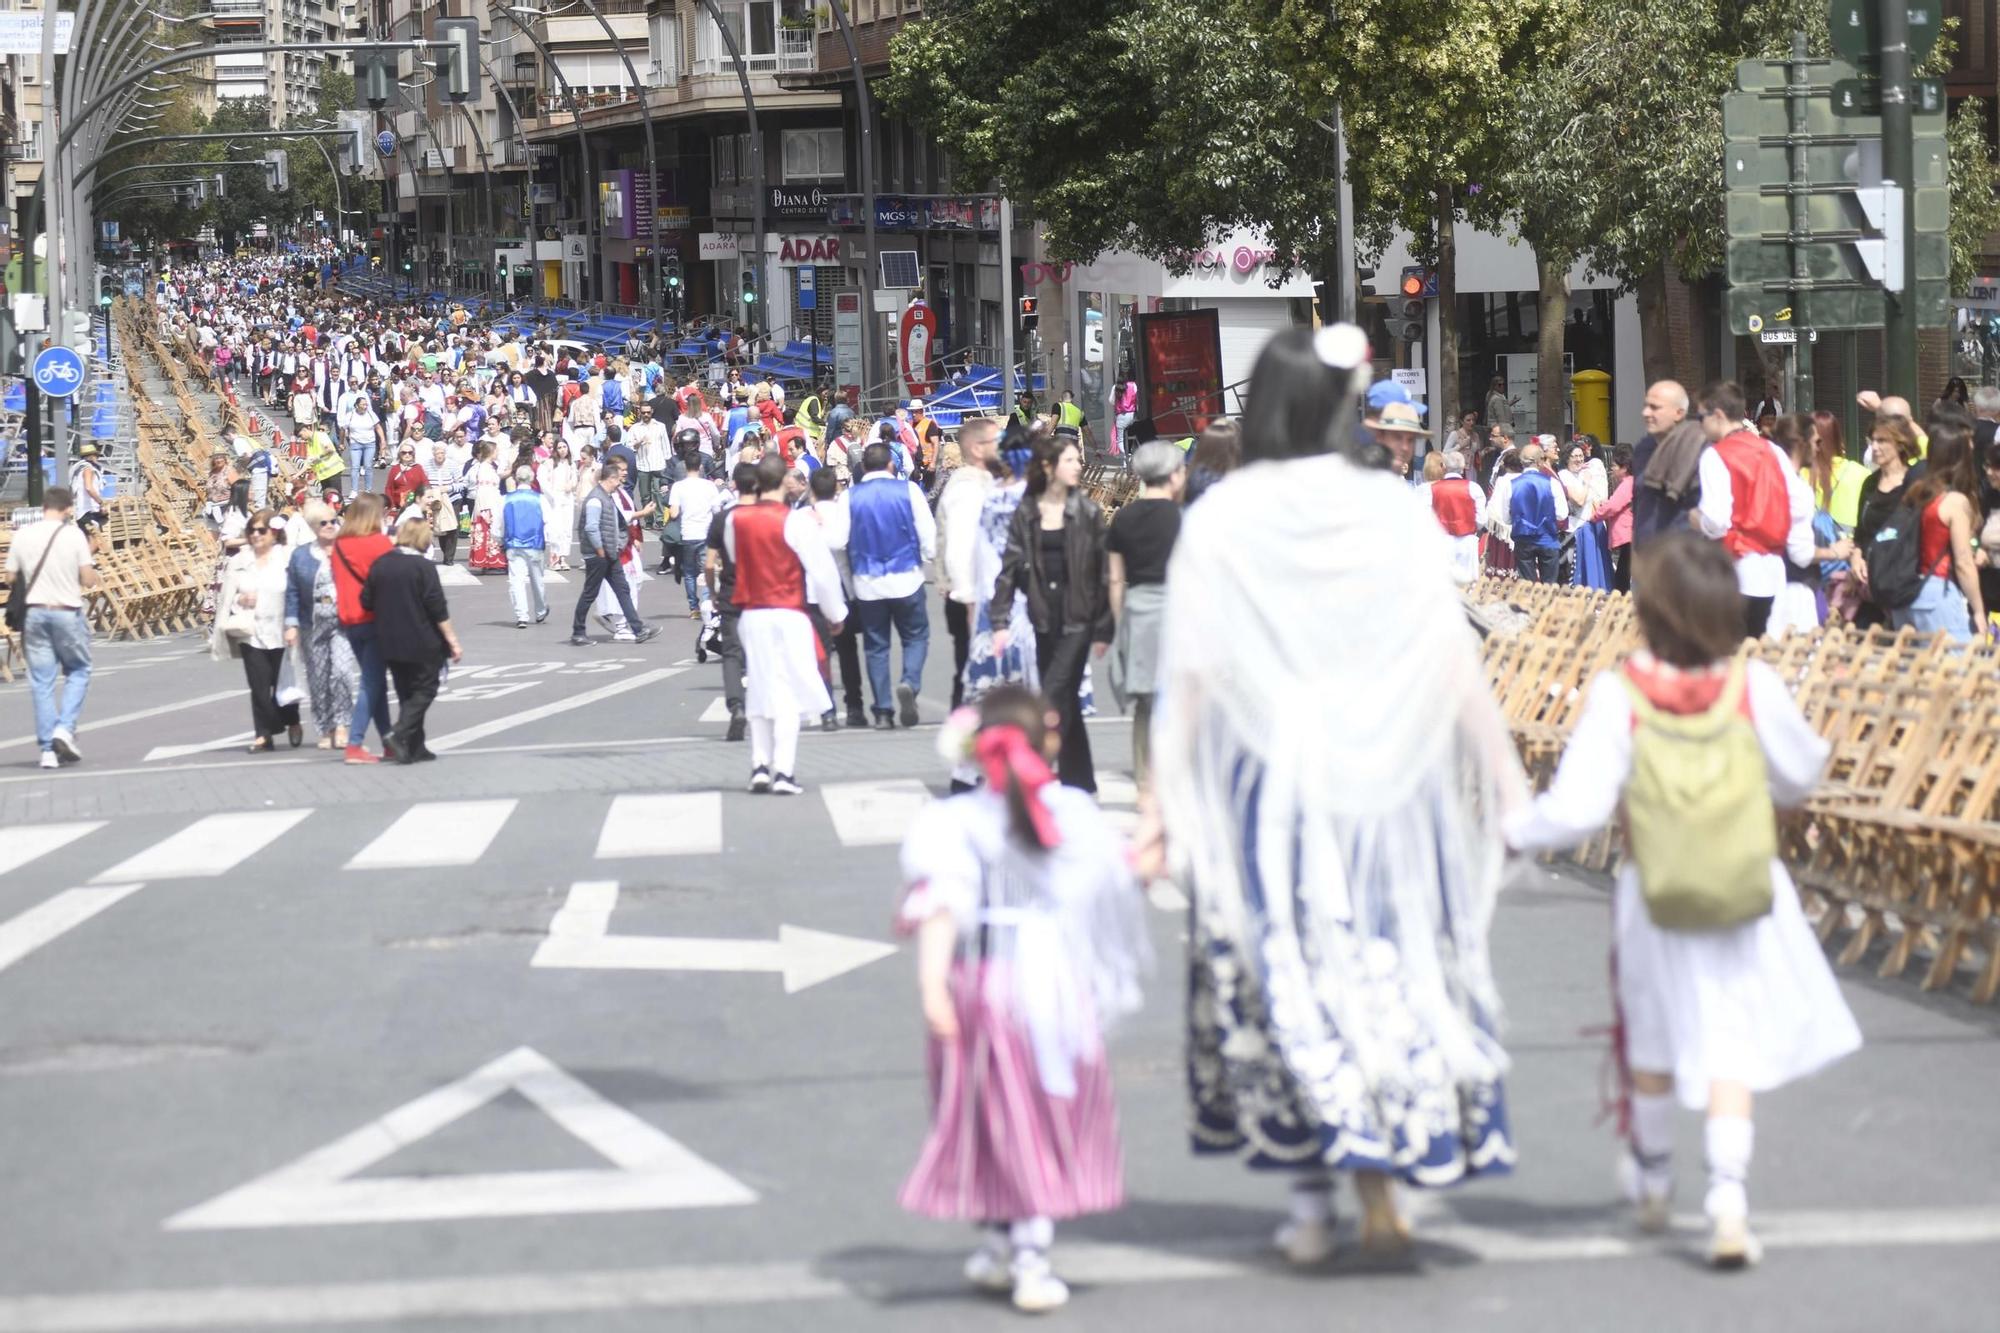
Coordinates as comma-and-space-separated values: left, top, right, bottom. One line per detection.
0, 775, 1160, 978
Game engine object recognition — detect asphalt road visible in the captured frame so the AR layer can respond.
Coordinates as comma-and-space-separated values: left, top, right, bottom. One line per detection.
0, 570, 1994, 1332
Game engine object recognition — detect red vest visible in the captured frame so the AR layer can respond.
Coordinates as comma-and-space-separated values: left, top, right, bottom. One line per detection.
1712, 430, 1790, 559
1430, 476, 1479, 537
729, 503, 805, 612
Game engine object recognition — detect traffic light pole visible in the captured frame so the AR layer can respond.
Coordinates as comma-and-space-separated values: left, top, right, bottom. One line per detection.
1880, 0, 1918, 399
1787, 32, 1815, 413
697, 0, 764, 339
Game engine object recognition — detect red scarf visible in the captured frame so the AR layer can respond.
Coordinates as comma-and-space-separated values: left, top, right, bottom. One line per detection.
975, 726, 1062, 849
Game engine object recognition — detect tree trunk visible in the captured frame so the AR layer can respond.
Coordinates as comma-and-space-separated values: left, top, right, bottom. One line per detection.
1635, 266, 1676, 388
1537, 253, 1571, 436
1435, 187, 1460, 443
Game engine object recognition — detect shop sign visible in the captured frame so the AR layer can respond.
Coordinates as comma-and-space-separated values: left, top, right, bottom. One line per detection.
562, 233, 589, 263
698, 232, 741, 260
778, 236, 842, 265
927, 196, 1001, 231
827, 195, 924, 231
1136, 309, 1224, 439
770, 184, 832, 220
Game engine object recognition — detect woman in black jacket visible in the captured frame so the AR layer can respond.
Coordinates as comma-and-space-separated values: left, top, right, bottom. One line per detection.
360, 518, 463, 764
993, 434, 1113, 792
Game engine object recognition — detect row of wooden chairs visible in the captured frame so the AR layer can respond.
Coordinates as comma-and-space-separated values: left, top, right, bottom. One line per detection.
1466, 579, 2000, 1003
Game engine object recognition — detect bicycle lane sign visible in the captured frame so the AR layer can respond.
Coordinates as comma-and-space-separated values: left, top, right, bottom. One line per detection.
32, 345, 86, 399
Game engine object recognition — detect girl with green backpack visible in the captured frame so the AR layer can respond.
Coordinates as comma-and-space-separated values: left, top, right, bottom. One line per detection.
1506, 530, 1861, 1270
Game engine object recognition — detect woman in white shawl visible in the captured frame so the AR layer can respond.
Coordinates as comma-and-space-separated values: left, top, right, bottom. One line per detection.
1147, 326, 1527, 1261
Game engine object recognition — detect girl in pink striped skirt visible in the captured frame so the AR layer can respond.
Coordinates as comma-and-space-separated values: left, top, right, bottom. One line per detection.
897, 687, 1150, 1314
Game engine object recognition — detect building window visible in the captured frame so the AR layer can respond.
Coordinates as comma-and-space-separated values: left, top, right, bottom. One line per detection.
781, 128, 843, 183
713, 131, 754, 186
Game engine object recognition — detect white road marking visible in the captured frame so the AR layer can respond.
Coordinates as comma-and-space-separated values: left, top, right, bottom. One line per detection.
819, 779, 932, 847
542, 570, 568, 584
0, 884, 145, 976
424, 667, 683, 752
0, 822, 105, 879
1146, 880, 1191, 912
1097, 772, 1139, 807
533, 880, 895, 993
594, 794, 722, 858
345, 801, 517, 870
11, 1207, 2000, 1328
435, 564, 478, 587
91, 810, 312, 883
142, 732, 259, 763
164, 1046, 755, 1231
698, 698, 730, 724
0, 689, 242, 753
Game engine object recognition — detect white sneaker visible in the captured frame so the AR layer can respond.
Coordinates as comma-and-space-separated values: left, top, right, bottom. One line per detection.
1009, 1254, 1069, 1314
1707, 1214, 1762, 1270
770, 773, 803, 796
963, 1238, 1012, 1293
39, 750, 60, 770
612, 631, 637, 643
748, 766, 772, 793
1274, 1217, 1339, 1265
1616, 1150, 1673, 1235
51, 727, 80, 764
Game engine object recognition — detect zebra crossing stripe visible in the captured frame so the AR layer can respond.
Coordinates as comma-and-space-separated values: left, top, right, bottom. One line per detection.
0, 822, 105, 879
345, 801, 518, 870
91, 811, 312, 883
594, 794, 724, 859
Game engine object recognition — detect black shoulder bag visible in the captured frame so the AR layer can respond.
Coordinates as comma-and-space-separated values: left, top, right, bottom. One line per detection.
6, 522, 69, 634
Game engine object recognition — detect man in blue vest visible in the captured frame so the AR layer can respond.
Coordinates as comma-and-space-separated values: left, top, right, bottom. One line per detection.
840, 441, 936, 728
501, 466, 549, 628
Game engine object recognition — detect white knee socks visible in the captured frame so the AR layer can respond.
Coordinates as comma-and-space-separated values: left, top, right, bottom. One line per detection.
1630, 1092, 1677, 1199
1704, 1116, 1754, 1220
1289, 1169, 1336, 1223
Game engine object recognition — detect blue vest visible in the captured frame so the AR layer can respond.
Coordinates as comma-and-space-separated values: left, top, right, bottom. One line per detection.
846, 475, 921, 580
501, 489, 546, 549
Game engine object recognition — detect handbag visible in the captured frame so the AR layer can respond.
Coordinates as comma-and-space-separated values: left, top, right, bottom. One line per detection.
6, 521, 69, 633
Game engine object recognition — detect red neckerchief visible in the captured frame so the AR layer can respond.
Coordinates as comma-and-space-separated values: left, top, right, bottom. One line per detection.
1621, 652, 1751, 719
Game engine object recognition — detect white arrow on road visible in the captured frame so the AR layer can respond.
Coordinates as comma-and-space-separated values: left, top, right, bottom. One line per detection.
532, 880, 896, 993
142, 731, 259, 762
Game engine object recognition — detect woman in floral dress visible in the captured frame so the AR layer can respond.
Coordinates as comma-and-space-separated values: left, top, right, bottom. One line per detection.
466, 439, 506, 572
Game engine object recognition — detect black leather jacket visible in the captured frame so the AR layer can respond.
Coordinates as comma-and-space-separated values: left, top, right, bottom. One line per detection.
998, 489, 1114, 644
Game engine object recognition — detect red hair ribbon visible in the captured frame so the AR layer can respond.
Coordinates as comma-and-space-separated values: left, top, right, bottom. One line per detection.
974, 725, 1062, 849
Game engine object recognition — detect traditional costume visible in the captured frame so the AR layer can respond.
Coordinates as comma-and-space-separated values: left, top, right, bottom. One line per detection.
592, 485, 648, 638
897, 724, 1149, 1312
1154, 454, 1525, 1209
723, 498, 847, 791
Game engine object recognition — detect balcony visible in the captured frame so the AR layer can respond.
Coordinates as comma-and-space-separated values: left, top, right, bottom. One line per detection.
691, 27, 815, 77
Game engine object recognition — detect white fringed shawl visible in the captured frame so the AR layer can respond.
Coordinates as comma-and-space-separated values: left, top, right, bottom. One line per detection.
1153, 454, 1528, 1086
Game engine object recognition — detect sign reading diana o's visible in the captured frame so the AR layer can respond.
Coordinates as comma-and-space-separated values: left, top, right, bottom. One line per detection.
32, 345, 85, 398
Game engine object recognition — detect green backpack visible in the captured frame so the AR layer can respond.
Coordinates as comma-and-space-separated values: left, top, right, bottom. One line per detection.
1620, 658, 1776, 930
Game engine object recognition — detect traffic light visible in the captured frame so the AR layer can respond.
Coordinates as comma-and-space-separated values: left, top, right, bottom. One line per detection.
64, 309, 92, 355
497, 255, 509, 285
434, 18, 479, 104
665, 253, 682, 291
402, 254, 413, 274
212, 172, 226, 200
1392, 265, 1431, 342
1018, 295, 1039, 332
356, 48, 394, 109
740, 269, 756, 305
264, 149, 289, 192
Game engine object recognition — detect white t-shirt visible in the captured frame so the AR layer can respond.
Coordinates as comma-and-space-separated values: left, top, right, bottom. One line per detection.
4, 518, 94, 610
668, 475, 722, 539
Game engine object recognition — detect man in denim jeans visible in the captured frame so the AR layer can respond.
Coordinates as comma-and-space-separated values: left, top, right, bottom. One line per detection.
4, 488, 99, 770
838, 442, 935, 729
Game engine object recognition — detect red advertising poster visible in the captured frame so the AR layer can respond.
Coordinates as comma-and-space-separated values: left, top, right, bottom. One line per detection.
1136, 309, 1224, 439
899, 301, 938, 398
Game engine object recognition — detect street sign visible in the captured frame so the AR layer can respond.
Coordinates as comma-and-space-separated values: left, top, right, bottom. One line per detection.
796, 263, 816, 311
1727, 184, 1947, 239
1728, 280, 1949, 335
31, 344, 84, 398
375, 130, 396, 158
1828, 3, 1940, 69
1831, 76, 1945, 117
1725, 137, 1948, 193
1728, 232, 1948, 287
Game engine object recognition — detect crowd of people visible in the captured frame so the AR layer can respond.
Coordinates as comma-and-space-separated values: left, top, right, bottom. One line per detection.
1399, 370, 1998, 645
14, 247, 1939, 1316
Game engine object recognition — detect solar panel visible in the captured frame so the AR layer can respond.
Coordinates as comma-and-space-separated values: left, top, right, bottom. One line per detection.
879, 250, 920, 290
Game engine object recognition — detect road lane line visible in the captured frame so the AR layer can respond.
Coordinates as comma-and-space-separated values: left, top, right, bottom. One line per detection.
594, 794, 722, 858
9, 1207, 2000, 1328
423, 667, 683, 753
0, 822, 105, 878
0, 884, 144, 976
90, 810, 312, 883
346, 801, 517, 870
819, 779, 932, 847
0, 690, 243, 753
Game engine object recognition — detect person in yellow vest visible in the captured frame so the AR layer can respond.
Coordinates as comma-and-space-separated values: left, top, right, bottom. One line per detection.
796, 386, 826, 444
1056, 389, 1095, 451
1013, 390, 1038, 428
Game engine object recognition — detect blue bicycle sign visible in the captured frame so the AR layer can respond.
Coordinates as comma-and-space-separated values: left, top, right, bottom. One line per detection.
32, 345, 86, 399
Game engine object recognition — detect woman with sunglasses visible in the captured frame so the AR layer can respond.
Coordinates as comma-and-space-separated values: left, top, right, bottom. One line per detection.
213, 508, 303, 752
385, 443, 428, 512
283, 499, 355, 750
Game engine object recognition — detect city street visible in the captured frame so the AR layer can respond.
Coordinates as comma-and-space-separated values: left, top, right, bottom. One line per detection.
0, 572, 1994, 1332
